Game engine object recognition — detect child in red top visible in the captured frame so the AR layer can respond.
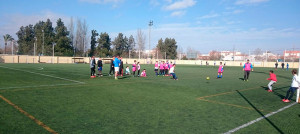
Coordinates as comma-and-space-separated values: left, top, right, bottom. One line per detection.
267, 70, 277, 92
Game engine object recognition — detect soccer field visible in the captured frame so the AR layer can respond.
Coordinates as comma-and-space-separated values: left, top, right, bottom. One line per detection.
0, 63, 299, 134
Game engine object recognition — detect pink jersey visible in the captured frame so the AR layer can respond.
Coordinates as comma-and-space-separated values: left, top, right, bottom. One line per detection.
155, 63, 159, 69
164, 63, 168, 69
169, 64, 173, 69
141, 71, 147, 77
132, 63, 136, 71
160, 63, 164, 69
218, 65, 223, 73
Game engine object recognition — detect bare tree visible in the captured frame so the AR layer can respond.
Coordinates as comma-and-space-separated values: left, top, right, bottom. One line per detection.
69, 17, 75, 56
74, 18, 88, 56
253, 48, 263, 61
136, 29, 146, 59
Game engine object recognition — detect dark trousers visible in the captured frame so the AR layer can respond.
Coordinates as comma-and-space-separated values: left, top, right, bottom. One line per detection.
137, 70, 140, 76
171, 73, 177, 79
285, 87, 298, 100
109, 67, 114, 75
165, 69, 168, 75
159, 69, 164, 75
91, 67, 95, 76
244, 71, 250, 80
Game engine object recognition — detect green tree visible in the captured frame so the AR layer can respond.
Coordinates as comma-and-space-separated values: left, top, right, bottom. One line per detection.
156, 38, 177, 59
54, 18, 73, 56
96, 32, 111, 57
89, 30, 98, 57
40, 19, 55, 56
3, 34, 13, 54
33, 21, 45, 55
16, 25, 35, 55
112, 33, 126, 56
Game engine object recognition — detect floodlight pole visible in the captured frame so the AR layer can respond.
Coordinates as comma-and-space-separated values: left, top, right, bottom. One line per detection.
148, 20, 153, 59
52, 43, 56, 64
297, 54, 300, 103
42, 30, 44, 56
11, 40, 14, 55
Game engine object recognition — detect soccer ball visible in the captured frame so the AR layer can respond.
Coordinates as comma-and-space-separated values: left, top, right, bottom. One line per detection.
206, 77, 210, 80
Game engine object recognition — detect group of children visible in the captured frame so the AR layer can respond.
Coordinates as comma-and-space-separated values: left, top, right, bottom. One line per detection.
91, 57, 299, 102
267, 69, 300, 103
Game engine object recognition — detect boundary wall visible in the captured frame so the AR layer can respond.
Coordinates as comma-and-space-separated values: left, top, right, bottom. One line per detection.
0, 55, 299, 68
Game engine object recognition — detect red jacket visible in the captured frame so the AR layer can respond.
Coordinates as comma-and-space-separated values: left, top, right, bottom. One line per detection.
267, 73, 277, 82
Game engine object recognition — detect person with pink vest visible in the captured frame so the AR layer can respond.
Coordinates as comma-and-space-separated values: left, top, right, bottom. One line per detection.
217, 62, 224, 78
243, 59, 253, 81
154, 61, 159, 76
159, 61, 165, 76
132, 60, 137, 77
141, 69, 147, 77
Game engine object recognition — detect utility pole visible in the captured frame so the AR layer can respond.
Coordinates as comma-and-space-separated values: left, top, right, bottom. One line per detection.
42, 30, 44, 56
11, 40, 14, 55
148, 20, 153, 59
52, 43, 56, 64
34, 37, 37, 56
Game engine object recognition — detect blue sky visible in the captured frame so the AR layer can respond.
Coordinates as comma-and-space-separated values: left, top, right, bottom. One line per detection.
0, 0, 299, 54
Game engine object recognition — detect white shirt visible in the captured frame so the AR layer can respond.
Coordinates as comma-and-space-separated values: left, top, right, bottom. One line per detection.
291, 74, 300, 87
169, 67, 175, 73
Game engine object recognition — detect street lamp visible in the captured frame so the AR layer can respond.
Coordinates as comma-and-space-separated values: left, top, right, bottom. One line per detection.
34, 37, 37, 56
148, 20, 153, 59
42, 29, 44, 56
52, 43, 56, 64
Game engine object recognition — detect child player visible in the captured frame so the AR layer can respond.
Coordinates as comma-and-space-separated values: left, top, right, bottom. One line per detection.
217, 62, 224, 78
266, 70, 277, 92
137, 62, 141, 77
125, 66, 130, 75
169, 64, 178, 80
159, 61, 164, 76
282, 69, 300, 103
132, 60, 137, 77
141, 69, 147, 77
154, 61, 159, 76
97, 58, 103, 77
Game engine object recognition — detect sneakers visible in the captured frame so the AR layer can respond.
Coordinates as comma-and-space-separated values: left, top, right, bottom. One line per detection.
283, 99, 290, 103
282, 99, 286, 102
115, 77, 118, 80
267, 90, 273, 92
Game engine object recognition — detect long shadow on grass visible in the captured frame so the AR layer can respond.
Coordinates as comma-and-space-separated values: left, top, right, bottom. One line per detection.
236, 90, 284, 134
253, 71, 291, 80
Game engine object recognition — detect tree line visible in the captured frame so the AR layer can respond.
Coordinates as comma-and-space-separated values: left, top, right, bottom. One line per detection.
2, 18, 178, 59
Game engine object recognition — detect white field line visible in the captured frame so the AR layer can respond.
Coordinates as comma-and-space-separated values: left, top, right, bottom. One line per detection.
0, 83, 82, 90
0, 66, 85, 84
224, 102, 297, 134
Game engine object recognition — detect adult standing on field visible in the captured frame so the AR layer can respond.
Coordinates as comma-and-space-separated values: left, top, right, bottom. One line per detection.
119, 57, 124, 76
243, 59, 253, 81
90, 56, 96, 77
275, 62, 278, 70
109, 56, 115, 76
113, 56, 121, 80
281, 62, 285, 70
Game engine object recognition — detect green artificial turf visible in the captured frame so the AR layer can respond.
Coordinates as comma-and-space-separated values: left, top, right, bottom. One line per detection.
0, 63, 299, 133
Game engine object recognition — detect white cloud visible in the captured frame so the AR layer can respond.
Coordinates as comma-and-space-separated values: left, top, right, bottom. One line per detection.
170, 11, 186, 17
79, 0, 124, 8
198, 13, 219, 19
235, 0, 270, 5
79, 0, 123, 4
164, 0, 196, 10
116, 23, 300, 53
